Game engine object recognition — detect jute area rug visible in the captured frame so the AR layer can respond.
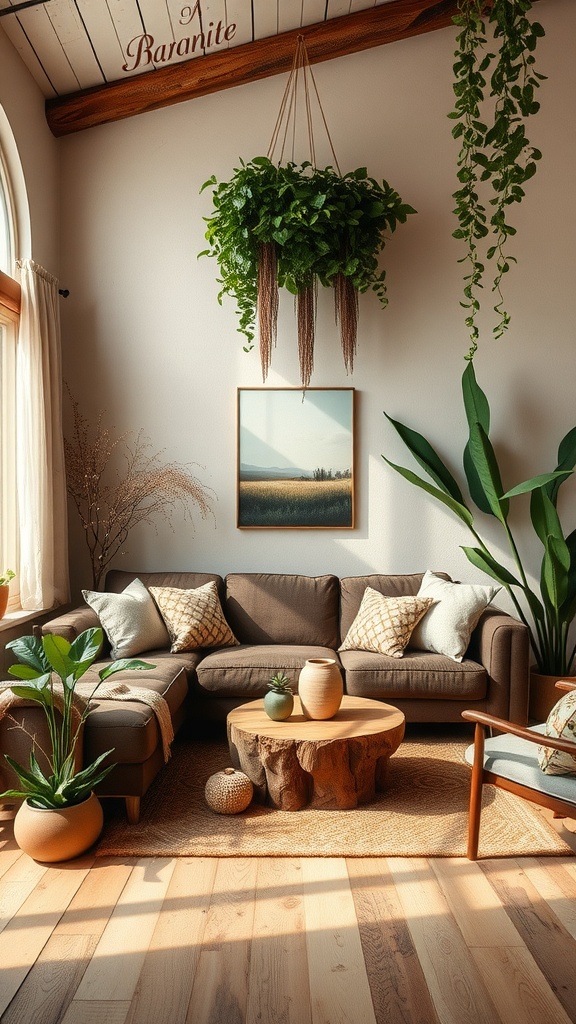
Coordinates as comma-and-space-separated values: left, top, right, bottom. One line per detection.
96, 730, 572, 859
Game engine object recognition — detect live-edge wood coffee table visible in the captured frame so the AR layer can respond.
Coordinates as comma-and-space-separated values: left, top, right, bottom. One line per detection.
227, 695, 405, 811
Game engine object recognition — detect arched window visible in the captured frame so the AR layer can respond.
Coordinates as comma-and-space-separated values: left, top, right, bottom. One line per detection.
0, 134, 20, 611
0, 132, 17, 275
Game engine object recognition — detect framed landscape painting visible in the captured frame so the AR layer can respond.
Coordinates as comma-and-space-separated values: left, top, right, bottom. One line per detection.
237, 388, 355, 529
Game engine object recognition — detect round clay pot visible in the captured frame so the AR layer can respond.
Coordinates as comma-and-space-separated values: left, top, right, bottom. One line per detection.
14, 792, 104, 862
0, 585, 9, 620
529, 671, 576, 721
204, 767, 253, 814
298, 658, 343, 720
263, 689, 294, 721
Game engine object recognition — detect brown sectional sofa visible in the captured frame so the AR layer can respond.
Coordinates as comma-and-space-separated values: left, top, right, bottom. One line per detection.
23, 569, 529, 822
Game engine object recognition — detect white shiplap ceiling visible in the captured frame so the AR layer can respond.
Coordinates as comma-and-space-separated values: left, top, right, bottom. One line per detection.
0, 0, 394, 99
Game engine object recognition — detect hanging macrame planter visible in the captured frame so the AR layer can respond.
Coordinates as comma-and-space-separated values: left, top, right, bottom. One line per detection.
200, 37, 416, 389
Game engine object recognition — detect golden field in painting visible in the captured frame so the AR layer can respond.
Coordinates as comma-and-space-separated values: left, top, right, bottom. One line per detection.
238, 478, 353, 527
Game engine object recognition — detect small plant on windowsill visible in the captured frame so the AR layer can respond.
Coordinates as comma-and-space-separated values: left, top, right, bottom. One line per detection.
0, 569, 15, 619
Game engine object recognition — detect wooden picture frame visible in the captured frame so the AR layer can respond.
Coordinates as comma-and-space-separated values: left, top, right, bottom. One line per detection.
237, 387, 355, 529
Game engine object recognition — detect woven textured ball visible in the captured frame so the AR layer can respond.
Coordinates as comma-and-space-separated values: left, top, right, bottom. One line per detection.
204, 767, 253, 814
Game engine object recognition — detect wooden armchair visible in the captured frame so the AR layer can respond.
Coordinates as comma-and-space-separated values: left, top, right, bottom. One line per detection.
462, 682, 576, 860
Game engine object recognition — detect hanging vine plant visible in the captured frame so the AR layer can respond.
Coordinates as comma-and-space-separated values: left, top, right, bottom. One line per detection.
450, 0, 546, 359
199, 157, 415, 387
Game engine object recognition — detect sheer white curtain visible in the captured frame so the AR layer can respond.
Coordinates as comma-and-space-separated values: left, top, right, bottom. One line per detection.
16, 258, 70, 609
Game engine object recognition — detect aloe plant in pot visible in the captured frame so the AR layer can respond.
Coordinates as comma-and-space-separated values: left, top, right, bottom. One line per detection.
383, 362, 576, 715
0, 627, 154, 861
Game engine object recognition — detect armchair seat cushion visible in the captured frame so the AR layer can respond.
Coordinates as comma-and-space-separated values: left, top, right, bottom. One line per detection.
464, 724, 576, 808
340, 648, 487, 700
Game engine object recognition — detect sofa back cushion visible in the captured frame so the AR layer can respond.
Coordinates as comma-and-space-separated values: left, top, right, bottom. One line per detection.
106, 570, 225, 597
225, 573, 340, 647
339, 573, 450, 643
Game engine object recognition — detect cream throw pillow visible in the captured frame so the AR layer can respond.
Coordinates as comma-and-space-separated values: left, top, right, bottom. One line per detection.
339, 587, 433, 658
409, 571, 500, 662
82, 578, 170, 660
538, 691, 576, 776
150, 581, 238, 652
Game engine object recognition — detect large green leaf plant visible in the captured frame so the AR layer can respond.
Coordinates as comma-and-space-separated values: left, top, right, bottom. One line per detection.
383, 363, 576, 676
1, 628, 154, 808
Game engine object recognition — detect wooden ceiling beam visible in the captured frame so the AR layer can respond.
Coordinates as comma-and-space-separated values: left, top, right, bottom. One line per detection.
46, 0, 464, 137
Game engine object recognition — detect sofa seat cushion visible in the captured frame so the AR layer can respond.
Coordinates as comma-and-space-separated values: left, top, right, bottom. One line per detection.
224, 573, 340, 647
195, 644, 341, 698
78, 652, 192, 765
339, 648, 487, 701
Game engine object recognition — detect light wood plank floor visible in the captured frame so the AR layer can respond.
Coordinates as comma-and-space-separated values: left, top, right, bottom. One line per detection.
0, 811, 575, 1024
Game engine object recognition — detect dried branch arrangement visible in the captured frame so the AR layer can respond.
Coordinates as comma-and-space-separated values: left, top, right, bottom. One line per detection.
64, 393, 213, 588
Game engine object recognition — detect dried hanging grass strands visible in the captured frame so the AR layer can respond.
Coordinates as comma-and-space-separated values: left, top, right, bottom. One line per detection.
297, 282, 316, 390
257, 241, 278, 381
334, 272, 359, 375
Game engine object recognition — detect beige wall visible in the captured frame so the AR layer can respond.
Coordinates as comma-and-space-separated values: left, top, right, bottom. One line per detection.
4, 3, 576, 603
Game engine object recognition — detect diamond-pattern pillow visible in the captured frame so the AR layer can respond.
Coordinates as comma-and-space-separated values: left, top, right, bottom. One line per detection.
149, 581, 238, 653
538, 690, 576, 776
339, 587, 434, 658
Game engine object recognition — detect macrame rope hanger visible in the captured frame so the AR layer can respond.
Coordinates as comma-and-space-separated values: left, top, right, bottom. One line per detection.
257, 36, 351, 390
267, 35, 341, 173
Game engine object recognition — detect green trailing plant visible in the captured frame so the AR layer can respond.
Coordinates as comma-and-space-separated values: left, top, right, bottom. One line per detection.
383, 362, 576, 676
0, 628, 154, 808
199, 157, 415, 388
450, 0, 545, 358
0, 569, 15, 587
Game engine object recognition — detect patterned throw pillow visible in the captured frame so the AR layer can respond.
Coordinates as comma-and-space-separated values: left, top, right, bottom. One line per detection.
538, 690, 576, 776
339, 587, 433, 658
150, 581, 238, 653
82, 578, 170, 660
409, 570, 500, 662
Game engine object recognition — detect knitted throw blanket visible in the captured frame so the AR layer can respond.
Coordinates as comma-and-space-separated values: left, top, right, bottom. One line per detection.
0, 680, 174, 762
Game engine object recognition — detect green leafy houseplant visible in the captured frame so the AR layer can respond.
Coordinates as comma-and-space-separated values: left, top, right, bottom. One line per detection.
0, 569, 15, 587
450, 0, 545, 358
200, 157, 415, 388
1, 628, 154, 808
383, 362, 576, 676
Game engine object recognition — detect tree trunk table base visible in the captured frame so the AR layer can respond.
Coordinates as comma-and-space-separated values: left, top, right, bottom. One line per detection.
227, 696, 405, 810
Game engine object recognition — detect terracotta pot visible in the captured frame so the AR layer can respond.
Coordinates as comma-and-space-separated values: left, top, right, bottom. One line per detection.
0, 585, 9, 620
529, 671, 576, 722
298, 658, 343, 720
14, 792, 104, 862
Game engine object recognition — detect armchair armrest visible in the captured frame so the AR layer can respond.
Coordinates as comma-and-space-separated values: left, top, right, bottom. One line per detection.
41, 605, 101, 643
462, 709, 576, 757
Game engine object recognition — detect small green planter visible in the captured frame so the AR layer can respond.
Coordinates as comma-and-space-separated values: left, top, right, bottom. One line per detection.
264, 673, 294, 721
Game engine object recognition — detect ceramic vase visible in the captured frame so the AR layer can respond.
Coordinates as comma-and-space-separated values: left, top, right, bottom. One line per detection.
0, 585, 8, 620
298, 658, 343, 720
14, 792, 104, 863
263, 690, 294, 721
